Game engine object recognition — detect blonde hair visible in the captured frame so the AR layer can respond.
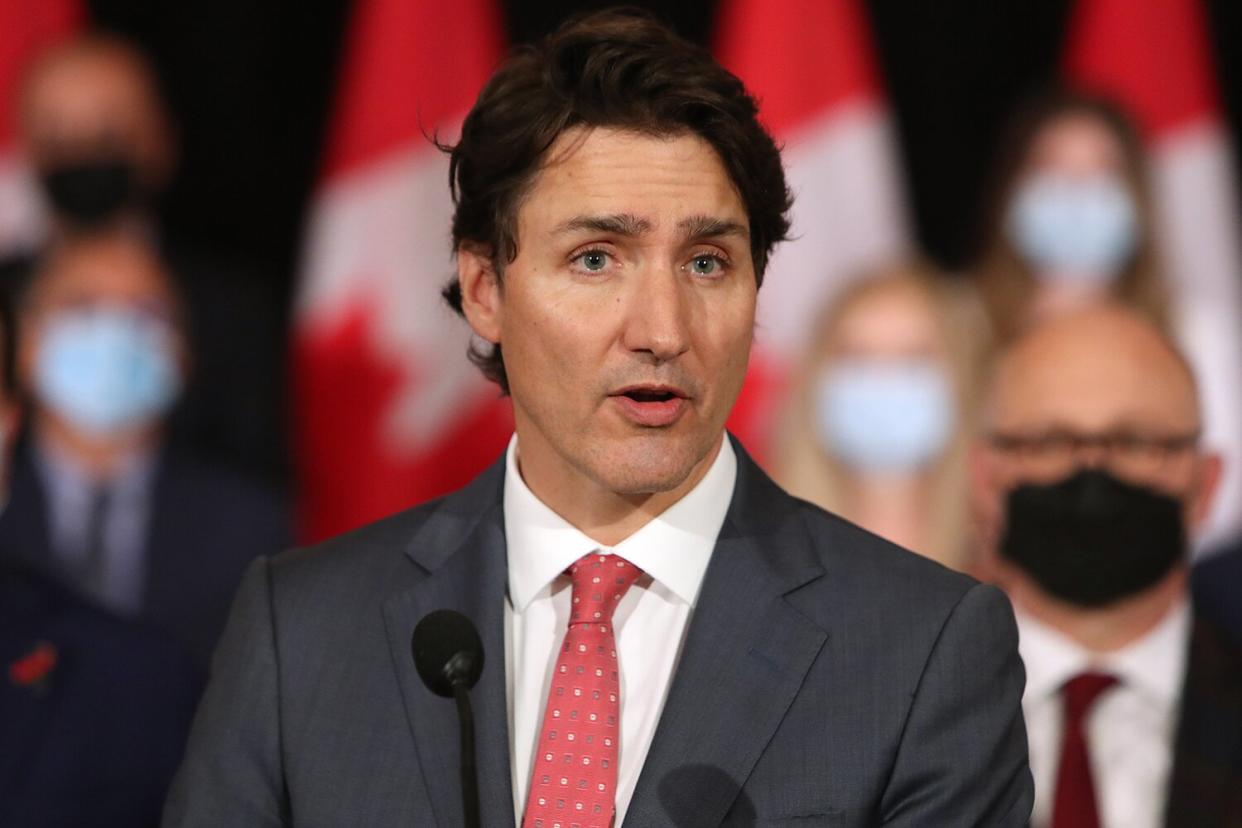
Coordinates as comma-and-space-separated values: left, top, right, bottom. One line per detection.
771, 263, 992, 571
974, 90, 1169, 343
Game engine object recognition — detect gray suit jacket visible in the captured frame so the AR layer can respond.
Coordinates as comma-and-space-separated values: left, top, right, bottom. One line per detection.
164, 440, 1033, 826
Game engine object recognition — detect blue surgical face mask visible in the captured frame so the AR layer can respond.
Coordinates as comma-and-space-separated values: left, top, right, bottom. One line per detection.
35, 308, 182, 437
814, 358, 955, 474
1006, 172, 1137, 281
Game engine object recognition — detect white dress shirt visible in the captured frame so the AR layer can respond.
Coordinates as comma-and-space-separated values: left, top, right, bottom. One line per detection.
503, 434, 736, 826
1017, 599, 1190, 828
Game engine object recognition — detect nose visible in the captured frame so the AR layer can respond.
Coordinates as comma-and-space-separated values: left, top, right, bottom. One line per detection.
1075, 441, 1110, 470
620, 264, 690, 363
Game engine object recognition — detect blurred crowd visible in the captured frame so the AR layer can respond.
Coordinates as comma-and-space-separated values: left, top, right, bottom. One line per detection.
1, 20, 1241, 828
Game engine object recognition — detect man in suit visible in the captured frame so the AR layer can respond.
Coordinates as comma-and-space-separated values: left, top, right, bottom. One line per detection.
971, 304, 1242, 827
0, 233, 289, 669
166, 11, 1033, 826
0, 286, 202, 828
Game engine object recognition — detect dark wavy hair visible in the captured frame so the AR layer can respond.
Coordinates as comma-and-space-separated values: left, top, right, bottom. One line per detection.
440, 8, 792, 393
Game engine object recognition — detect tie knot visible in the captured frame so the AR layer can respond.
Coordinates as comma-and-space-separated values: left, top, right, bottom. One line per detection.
1062, 671, 1119, 723
568, 552, 641, 627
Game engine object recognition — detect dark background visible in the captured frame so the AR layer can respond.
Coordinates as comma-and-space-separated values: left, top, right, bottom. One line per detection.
84, 0, 1242, 331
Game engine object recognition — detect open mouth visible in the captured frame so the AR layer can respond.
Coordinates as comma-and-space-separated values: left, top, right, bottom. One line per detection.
621, 388, 678, 403
610, 385, 689, 427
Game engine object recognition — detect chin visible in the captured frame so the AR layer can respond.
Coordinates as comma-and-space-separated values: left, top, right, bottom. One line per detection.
587, 433, 714, 496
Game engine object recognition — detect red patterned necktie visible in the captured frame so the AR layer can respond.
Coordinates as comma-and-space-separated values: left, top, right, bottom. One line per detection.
522, 552, 642, 828
1051, 671, 1119, 828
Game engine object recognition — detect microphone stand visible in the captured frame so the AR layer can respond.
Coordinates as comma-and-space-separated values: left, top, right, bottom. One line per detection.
412, 611, 484, 828
452, 680, 480, 828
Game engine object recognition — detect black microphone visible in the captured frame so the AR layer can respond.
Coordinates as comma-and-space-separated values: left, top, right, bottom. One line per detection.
412, 610, 485, 828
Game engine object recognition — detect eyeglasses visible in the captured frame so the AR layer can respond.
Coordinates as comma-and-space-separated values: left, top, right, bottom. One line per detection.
988, 428, 1199, 479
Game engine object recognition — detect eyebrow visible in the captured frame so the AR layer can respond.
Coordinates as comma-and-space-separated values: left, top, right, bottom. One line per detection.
553, 213, 749, 241
554, 213, 652, 236
677, 214, 749, 241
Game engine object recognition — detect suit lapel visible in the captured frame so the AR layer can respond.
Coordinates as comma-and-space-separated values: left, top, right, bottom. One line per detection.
382, 461, 517, 828
0, 638, 61, 809
0, 439, 55, 569
0, 569, 65, 811
624, 444, 828, 826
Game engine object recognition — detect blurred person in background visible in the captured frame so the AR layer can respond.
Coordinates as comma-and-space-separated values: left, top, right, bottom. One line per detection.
973, 88, 1242, 552
771, 263, 991, 571
974, 91, 1167, 341
0, 233, 289, 669
972, 304, 1242, 827
3, 31, 286, 482
0, 288, 201, 828
13, 30, 176, 244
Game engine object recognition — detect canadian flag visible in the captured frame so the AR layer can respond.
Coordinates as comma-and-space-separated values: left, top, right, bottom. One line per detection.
714, 0, 909, 460
291, 0, 510, 543
0, 0, 81, 255
1066, 0, 1242, 547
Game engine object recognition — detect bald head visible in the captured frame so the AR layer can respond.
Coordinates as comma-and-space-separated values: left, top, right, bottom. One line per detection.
986, 304, 1200, 440
973, 302, 1220, 545
17, 33, 174, 191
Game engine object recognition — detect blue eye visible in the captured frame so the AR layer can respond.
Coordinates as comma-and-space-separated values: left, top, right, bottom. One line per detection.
575, 251, 610, 272
688, 254, 721, 275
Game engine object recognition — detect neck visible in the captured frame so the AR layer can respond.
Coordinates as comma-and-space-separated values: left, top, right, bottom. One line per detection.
50, 211, 156, 246
1004, 565, 1187, 653
516, 433, 724, 548
1029, 278, 1109, 321
36, 411, 159, 482
841, 472, 933, 554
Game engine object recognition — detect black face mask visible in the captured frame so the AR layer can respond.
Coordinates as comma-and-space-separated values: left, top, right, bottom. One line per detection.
40, 158, 140, 227
999, 468, 1186, 608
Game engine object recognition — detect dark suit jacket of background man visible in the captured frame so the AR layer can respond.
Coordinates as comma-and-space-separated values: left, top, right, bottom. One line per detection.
165, 438, 1034, 826
0, 564, 202, 828
1161, 615, 1242, 827
1193, 543, 1242, 650
0, 436, 291, 670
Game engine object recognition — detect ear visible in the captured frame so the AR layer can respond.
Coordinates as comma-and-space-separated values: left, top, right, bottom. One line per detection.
967, 442, 999, 517
1188, 451, 1223, 533
967, 441, 1005, 564
457, 245, 503, 345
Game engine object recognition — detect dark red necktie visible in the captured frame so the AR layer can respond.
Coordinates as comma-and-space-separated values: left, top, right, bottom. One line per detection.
1051, 672, 1119, 828
522, 552, 642, 828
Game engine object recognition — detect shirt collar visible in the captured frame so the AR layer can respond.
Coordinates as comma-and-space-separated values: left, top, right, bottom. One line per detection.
1016, 597, 1191, 709
503, 433, 736, 612
33, 429, 158, 503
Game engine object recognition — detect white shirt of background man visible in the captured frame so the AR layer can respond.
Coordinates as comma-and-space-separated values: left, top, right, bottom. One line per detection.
1018, 599, 1190, 828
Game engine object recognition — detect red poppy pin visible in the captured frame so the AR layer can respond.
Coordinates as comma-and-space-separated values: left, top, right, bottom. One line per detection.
9, 641, 58, 693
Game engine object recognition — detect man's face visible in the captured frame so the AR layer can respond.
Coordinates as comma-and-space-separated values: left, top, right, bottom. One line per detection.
19, 239, 186, 416
972, 312, 1220, 554
20, 46, 172, 189
462, 127, 756, 500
